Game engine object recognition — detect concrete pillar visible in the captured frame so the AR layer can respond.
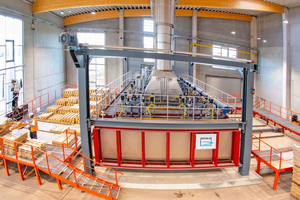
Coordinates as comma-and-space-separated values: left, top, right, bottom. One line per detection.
282, 7, 291, 109
119, 9, 124, 75
250, 16, 258, 97
192, 9, 197, 79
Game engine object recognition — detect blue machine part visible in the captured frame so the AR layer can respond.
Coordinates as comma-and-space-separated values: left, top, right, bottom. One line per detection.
182, 79, 231, 117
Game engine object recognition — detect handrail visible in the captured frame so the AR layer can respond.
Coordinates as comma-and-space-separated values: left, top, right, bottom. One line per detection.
0, 84, 77, 121
0, 135, 122, 197
252, 133, 293, 169
190, 43, 258, 56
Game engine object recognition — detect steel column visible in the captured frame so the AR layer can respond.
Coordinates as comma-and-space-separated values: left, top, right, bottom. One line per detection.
190, 132, 196, 167
77, 54, 93, 174
239, 69, 255, 176
116, 131, 122, 166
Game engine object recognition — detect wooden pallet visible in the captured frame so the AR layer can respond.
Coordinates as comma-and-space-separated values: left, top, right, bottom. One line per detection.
64, 88, 77, 98
48, 114, 64, 123
37, 112, 53, 121
47, 105, 62, 114
58, 106, 71, 115
73, 89, 79, 97
56, 98, 68, 106
18, 139, 47, 160
50, 124, 70, 133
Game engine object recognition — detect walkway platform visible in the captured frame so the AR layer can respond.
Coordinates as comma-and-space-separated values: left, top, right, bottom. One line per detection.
254, 108, 300, 135
102, 167, 263, 190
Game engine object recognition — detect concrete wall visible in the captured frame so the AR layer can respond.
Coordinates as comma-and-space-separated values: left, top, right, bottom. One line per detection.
256, 13, 283, 106
290, 6, 300, 113
66, 16, 251, 95
0, 0, 66, 102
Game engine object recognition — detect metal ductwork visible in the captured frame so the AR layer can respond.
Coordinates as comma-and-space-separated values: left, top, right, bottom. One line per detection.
154, 0, 174, 71
145, 0, 182, 95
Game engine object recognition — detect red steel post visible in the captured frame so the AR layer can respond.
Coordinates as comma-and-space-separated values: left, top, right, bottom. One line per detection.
166, 132, 170, 168
141, 132, 145, 167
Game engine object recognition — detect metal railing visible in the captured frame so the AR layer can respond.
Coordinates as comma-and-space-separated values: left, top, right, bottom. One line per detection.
186, 75, 236, 106
254, 97, 300, 122
0, 130, 123, 198
0, 84, 77, 122
252, 133, 293, 170
97, 94, 236, 121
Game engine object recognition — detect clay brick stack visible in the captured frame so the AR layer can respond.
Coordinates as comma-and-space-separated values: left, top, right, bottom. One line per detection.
37, 112, 53, 121
63, 88, 77, 98
0, 121, 13, 137
291, 144, 300, 199
18, 139, 47, 160
1, 129, 28, 156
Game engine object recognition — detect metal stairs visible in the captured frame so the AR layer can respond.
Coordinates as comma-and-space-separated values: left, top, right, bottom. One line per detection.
0, 130, 123, 200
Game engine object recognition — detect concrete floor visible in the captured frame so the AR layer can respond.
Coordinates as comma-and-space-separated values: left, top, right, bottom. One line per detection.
0, 159, 295, 200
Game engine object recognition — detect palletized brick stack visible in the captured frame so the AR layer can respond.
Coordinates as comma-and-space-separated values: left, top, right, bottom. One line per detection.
37, 112, 53, 121
291, 143, 300, 199
63, 88, 77, 98
47, 105, 62, 114
18, 139, 47, 160
56, 98, 68, 106
58, 106, 71, 115
0, 121, 13, 137
1, 129, 28, 156
66, 96, 79, 107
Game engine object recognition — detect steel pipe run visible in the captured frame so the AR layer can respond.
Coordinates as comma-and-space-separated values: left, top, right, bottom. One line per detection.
183, 79, 231, 117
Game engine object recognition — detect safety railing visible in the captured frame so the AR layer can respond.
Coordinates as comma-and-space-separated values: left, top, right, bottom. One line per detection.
254, 97, 300, 122
94, 72, 132, 118
99, 94, 236, 121
0, 84, 77, 122
252, 133, 293, 170
186, 75, 236, 106
0, 135, 122, 198
63, 129, 123, 186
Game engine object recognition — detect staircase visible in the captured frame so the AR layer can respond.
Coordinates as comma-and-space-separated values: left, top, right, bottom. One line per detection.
0, 130, 123, 200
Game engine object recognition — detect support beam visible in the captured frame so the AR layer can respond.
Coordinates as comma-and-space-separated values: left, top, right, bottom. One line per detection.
119, 9, 124, 81
33, 0, 284, 14
65, 9, 252, 26
239, 69, 255, 176
250, 16, 258, 98
32, 0, 150, 14
178, 0, 284, 13
192, 9, 197, 80
282, 7, 291, 110
76, 54, 93, 175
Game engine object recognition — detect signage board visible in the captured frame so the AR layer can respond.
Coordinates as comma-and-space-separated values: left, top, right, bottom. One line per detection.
195, 133, 217, 150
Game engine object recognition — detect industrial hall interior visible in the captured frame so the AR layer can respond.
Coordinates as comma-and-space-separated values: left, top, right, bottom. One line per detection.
1, 0, 300, 199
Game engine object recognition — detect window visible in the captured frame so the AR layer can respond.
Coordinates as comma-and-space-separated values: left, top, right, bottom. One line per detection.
143, 19, 155, 63
77, 33, 105, 87
212, 45, 237, 70
0, 15, 24, 115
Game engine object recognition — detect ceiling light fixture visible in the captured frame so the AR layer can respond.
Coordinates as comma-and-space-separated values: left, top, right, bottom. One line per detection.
263, 40, 267, 43
91, 11, 96, 15
283, 19, 289, 23
257, 37, 261, 40
60, 11, 64, 15
231, 14, 236, 35
231, 31, 236, 35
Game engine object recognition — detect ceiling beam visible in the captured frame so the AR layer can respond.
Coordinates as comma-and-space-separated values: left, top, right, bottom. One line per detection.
178, 0, 284, 13
33, 0, 284, 15
64, 9, 252, 26
175, 10, 252, 21
32, 0, 150, 14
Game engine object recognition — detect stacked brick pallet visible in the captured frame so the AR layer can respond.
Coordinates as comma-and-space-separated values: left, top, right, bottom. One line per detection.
1, 129, 28, 156
0, 121, 13, 137
37, 112, 53, 121
18, 139, 47, 160
291, 143, 300, 199
52, 134, 76, 146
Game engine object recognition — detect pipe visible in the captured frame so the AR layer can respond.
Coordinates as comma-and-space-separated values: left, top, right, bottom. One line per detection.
179, 104, 187, 117
147, 104, 156, 116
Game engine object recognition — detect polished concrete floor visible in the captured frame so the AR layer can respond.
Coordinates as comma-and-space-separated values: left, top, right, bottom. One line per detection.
0, 158, 296, 200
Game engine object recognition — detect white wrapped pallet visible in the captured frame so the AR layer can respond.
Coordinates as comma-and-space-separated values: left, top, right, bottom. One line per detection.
294, 143, 300, 168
